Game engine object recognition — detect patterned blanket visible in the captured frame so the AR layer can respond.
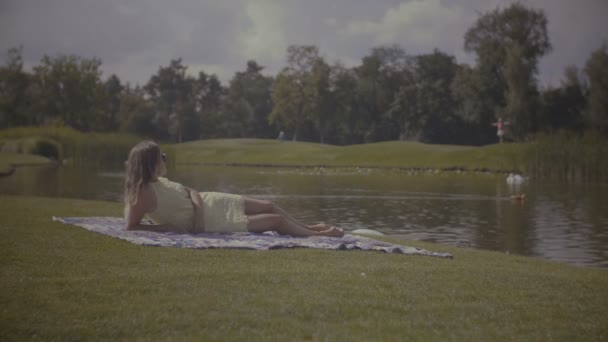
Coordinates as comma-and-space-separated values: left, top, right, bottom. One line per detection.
52, 216, 452, 259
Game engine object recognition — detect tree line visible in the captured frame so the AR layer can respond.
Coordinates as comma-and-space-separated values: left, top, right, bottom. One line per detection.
1, 2, 607, 145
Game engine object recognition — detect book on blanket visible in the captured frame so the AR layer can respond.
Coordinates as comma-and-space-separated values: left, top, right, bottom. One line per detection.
52, 216, 453, 259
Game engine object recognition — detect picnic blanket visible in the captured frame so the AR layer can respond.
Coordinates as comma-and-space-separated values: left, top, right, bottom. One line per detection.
52, 216, 452, 259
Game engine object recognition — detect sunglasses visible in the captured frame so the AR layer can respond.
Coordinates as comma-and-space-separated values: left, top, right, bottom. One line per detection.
161, 153, 167, 162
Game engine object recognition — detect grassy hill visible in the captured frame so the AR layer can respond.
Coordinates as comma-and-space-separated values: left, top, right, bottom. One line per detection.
175, 139, 528, 172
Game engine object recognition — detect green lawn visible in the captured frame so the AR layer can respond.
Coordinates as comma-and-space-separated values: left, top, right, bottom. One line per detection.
0, 152, 52, 173
175, 139, 528, 172
1, 195, 606, 341
1, 137, 529, 173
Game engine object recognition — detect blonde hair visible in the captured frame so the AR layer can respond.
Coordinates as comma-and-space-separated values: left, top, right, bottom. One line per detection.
124, 140, 161, 205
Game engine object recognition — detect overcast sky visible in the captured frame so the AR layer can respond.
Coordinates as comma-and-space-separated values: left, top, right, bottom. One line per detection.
1, 0, 607, 87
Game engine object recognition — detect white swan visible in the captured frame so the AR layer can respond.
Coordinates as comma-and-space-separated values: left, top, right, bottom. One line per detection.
506, 173, 525, 185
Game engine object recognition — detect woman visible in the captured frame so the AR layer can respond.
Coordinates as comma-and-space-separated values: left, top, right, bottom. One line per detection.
124, 141, 344, 237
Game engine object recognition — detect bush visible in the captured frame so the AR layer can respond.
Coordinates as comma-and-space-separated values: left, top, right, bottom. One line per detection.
0, 126, 143, 167
0, 137, 63, 160
32, 138, 62, 160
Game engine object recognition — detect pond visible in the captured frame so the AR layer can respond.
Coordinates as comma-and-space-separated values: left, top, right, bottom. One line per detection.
2, 164, 607, 269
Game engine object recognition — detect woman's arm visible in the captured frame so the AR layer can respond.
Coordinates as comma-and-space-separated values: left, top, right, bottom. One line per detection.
184, 186, 205, 231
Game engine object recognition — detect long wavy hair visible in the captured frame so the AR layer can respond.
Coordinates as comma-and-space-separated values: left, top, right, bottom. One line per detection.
124, 140, 161, 205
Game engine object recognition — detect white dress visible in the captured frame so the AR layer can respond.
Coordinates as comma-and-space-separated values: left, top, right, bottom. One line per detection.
146, 177, 249, 233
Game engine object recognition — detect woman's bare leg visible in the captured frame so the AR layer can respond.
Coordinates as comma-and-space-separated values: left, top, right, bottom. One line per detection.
243, 197, 335, 232
271, 205, 331, 232
246, 213, 343, 237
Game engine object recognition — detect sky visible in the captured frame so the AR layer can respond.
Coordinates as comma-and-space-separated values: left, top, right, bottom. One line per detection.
1, 0, 607, 87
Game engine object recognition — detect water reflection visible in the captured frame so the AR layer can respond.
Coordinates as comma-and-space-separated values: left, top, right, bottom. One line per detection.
1, 165, 607, 269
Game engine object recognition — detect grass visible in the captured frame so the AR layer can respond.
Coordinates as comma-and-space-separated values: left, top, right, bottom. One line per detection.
3, 127, 607, 181
0, 126, 143, 167
0, 152, 51, 173
526, 132, 608, 181
176, 139, 528, 172
1, 195, 607, 341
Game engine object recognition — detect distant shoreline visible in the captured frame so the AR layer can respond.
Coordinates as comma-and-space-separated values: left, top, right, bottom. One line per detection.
181, 161, 519, 175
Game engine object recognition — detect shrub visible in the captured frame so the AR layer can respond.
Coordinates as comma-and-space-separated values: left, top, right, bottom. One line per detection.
0, 126, 143, 167
32, 138, 62, 160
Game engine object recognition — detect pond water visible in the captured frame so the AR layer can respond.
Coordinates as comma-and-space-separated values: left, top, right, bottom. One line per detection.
2, 164, 607, 269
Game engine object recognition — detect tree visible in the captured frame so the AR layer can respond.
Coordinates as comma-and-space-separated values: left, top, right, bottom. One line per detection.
33, 54, 105, 130
269, 71, 299, 140
224, 61, 274, 138
330, 64, 360, 144
356, 45, 411, 142
145, 59, 198, 142
102, 74, 124, 131
0, 46, 33, 127
388, 70, 418, 140
451, 64, 496, 145
503, 43, 537, 139
307, 58, 333, 143
584, 45, 608, 135
270, 45, 321, 141
118, 85, 161, 138
464, 2, 551, 74
414, 50, 460, 143
194, 71, 225, 139
538, 66, 586, 133
463, 2, 551, 141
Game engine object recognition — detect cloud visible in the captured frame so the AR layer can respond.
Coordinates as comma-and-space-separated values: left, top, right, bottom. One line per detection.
238, 1, 287, 67
343, 0, 464, 48
533, 0, 608, 85
0, 0, 174, 65
1, 0, 607, 87
188, 63, 230, 81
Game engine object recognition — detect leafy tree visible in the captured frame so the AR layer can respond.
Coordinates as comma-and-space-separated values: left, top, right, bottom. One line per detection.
270, 45, 321, 141
330, 64, 360, 144
451, 64, 497, 145
307, 58, 334, 143
33, 54, 105, 130
356, 45, 410, 142
0, 46, 33, 127
118, 85, 160, 137
584, 45, 608, 135
224, 61, 274, 138
269, 70, 299, 140
414, 50, 460, 143
194, 71, 225, 139
145, 59, 199, 142
539, 66, 586, 133
463, 1, 551, 141
102, 74, 124, 131
464, 2, 551, 72
503, 43, 538, 139
388, 69, 418, 140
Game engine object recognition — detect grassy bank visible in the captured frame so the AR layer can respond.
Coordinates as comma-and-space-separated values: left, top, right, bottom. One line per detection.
1, 195, 606, 341
176, 139, 528, 173
0, 126, 143, 167
2, 127, 606, 180
0, 152, 52, 174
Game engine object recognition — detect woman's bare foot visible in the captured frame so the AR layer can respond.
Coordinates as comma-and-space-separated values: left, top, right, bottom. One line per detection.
308, 223, 332, 232
318, 226, 344, 238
